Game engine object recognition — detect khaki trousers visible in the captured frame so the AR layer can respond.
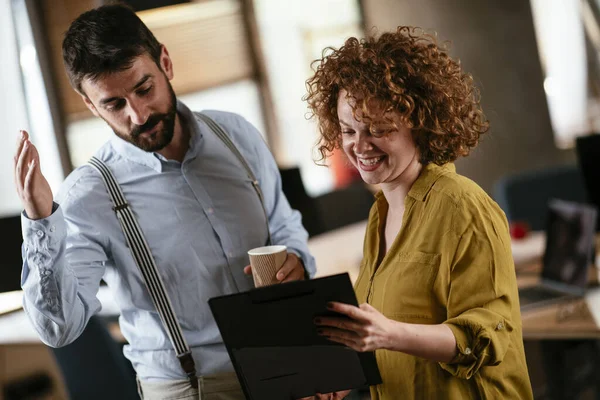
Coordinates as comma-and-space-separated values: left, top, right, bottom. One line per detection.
137, 372, 245, 400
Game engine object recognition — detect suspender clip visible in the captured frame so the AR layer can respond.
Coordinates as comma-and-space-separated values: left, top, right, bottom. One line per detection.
112, 203, 129, 212
177, 351, 198, 389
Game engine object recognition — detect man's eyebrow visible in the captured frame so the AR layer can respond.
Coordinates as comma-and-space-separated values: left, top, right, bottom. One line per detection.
99, 74, 152, 105
132, 74, 152, 90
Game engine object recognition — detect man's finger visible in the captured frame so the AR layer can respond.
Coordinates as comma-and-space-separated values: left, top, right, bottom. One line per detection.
281, 265, 304, 283
15, 140, 32, 193
276, 254, 298, 281
14, 131, 29, 196
24, 159, 36, 195
14, 130, 27, 168
243, 265, 252, 275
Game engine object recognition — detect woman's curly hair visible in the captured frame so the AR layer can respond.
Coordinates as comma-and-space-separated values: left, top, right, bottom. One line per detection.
304, 26, 489, 165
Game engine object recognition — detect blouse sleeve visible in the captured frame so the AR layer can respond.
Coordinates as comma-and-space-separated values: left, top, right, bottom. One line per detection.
439, 194, 519, 380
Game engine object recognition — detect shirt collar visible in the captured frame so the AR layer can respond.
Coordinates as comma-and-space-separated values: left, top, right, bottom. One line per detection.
110, 99, 203, 172
408, 162, 455, 201
373, 162, 455, 202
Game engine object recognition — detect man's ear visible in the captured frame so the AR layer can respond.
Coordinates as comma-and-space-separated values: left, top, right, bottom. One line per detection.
81, 94, 100, 117
158, 44, 174, 80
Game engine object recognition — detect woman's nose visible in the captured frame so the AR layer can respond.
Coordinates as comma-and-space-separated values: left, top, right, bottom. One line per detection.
354, 133, 373, 154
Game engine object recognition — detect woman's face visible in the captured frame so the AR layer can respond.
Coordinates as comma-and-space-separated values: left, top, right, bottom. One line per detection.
337, 90, 419, 186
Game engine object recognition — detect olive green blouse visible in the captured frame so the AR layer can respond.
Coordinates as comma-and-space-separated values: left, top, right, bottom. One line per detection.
354, 163, 533, 399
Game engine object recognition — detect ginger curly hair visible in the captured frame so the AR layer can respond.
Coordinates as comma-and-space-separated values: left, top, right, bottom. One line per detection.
304, 26, 489, 165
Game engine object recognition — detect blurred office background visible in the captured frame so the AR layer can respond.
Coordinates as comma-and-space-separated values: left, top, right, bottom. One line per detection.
2, 0, 600, 398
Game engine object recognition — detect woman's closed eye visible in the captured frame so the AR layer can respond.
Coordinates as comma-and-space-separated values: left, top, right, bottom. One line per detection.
370, 126, 394, 136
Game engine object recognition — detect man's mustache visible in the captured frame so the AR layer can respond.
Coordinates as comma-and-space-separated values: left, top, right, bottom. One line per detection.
131, 113, 166, 138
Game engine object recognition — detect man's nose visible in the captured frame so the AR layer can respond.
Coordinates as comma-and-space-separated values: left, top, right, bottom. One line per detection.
128, 99, 150, 127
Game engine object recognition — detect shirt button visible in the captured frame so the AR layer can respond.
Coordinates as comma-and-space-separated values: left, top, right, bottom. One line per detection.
464, 347, 472, 355
496, 322, 504, 331
228, 252, 234, 258
36, 230, 44, 237
207, 208, 214, 215
49, 226, 56, 233
42, 270, 52, 276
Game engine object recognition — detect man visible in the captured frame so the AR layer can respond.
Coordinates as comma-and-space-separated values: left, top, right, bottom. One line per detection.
14, 4, 314, 399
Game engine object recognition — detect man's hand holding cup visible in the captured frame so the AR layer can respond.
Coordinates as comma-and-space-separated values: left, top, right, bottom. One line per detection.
243, 245, 306, 287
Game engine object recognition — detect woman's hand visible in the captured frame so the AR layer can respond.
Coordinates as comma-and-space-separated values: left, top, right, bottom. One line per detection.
298, 390, 352, 400
315, 302, 397, 352
317, 302, 458, 362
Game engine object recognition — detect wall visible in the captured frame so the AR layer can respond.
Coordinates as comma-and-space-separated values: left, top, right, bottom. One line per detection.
361, 0, 575, 195
254, 0, 363, 195
0, 0, 29, 217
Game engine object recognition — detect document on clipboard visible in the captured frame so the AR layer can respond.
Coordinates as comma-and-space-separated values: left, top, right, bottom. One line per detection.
208, 273, 382, 400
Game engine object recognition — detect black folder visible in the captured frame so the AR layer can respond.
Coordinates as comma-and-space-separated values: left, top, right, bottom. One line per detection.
208, 273, 382, 400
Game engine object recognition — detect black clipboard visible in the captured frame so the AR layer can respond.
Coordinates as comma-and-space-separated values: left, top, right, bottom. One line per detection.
208, 273, 382, 400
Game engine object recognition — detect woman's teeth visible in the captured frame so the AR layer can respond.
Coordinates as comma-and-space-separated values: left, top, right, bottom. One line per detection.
359, 156, 383, 166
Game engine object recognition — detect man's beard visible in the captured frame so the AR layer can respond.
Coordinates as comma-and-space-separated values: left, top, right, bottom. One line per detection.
109, 81, 177, 152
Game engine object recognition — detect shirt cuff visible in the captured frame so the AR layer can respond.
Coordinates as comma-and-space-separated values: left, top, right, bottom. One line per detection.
439, 317, 512, 380
22, 201, 59, 220
288, 248, 310, 280
21, 204, 66, 285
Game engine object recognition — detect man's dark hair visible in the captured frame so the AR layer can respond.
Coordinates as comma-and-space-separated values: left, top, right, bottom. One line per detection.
62, 3, 162, 94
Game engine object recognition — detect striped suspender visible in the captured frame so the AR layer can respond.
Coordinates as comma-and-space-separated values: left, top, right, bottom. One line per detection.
88, 157, 198, 388
194, 112, 271, 245
88, 112, 270, 389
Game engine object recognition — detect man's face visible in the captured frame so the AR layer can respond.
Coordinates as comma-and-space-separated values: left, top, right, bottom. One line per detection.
81, 49, 177, 152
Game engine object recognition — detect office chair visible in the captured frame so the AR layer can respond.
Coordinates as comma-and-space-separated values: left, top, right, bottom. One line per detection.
50, 316, 139, 400
492, 165, 587, 230
279, 167, 325, 237
279, 167, 374, 237
312, 182, 374, 233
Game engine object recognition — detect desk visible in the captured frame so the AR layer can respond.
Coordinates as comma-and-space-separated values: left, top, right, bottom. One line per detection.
512, 232, 600, 340
516, 260, 600, 339
2, 224, 599, 342
2, 223, 599, 400
3, 224, 600, 341
309, 223, 600, 340
309, 220, 367, 283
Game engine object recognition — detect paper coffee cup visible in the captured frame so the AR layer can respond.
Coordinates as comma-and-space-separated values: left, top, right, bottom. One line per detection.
247, 245, 287, 287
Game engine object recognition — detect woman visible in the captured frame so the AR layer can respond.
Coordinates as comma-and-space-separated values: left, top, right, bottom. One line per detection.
304, 27, 534, 399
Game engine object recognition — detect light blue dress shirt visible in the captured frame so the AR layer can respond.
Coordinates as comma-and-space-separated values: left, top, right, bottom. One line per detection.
20, 101, 316, 381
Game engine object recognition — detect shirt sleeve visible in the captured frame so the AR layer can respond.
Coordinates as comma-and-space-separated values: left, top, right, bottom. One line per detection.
21, 183, 110, 348
439, 196, 517, 379
241, 117, 316, 278
193, 110, 317, 277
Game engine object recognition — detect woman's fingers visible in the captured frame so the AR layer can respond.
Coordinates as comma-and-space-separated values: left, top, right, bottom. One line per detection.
326, 302, 370, 322
315, 316, 363, 334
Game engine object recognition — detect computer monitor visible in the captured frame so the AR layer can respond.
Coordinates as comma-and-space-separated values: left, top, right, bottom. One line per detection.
0, 214, 24, 293
542, 199, 597, 292
575, 134, 600, 232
